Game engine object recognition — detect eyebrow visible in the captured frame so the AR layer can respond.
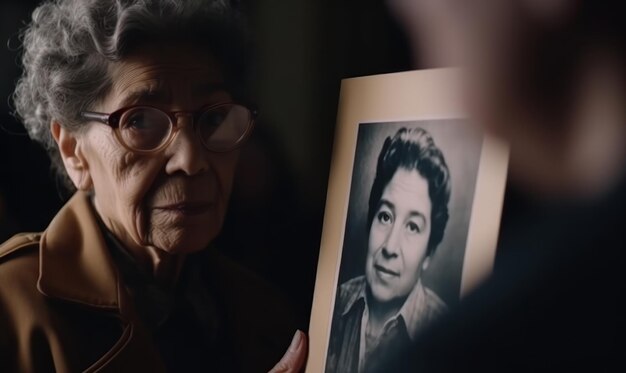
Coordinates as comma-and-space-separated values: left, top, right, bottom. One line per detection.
379, 199, 428, 225
117, 82, 231, 108
191, 83, 230, 97
118, 84, 169, 107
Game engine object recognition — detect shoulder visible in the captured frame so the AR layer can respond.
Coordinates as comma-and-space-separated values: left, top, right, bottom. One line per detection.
422, 286, 448, 318
0, 232, 41, 260
335, 276, 366, 316
0, 231, 43, 293
339, 275, 366, 295
0, 232, 41, 288
0, 233, 44, 370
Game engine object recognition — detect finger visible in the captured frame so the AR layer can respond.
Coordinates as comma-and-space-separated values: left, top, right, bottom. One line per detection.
269, 330, 308, 373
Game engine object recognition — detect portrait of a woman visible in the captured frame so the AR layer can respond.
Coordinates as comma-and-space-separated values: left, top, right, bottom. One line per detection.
326, 127, 453, 373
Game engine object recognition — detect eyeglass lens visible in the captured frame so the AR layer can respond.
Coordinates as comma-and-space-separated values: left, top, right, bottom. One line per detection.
197, 105, 251, 151
119, 108, 172, 150
118, 104, 251, 151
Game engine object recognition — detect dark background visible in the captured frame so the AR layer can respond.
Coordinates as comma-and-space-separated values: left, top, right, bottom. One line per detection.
0, 0, 414, 330
337, 120, 483, 306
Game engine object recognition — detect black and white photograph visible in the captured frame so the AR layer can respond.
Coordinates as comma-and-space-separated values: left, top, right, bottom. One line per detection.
306, 69, 508, 373
324, 119, 483, 373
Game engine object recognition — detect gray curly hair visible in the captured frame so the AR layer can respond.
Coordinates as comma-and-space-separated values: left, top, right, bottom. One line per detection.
13, 0, 248, 191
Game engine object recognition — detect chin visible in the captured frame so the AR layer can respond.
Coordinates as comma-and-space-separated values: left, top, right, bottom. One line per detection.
371, 282, 413, 305
147, 207, 223, 251
369, 283, 394, 304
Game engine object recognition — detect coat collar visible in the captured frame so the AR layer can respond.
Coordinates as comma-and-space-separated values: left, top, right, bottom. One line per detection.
38, 191, 122, 310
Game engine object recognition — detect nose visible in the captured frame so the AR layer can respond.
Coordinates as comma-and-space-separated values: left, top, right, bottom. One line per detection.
381, 222, 401, 258
164, 115, 210, 176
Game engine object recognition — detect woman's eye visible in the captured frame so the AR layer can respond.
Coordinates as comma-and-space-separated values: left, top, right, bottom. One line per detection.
377, 211, 392, 225
202, 109, 228, 127
126, 113, 149, 130
407, 221, 421, 234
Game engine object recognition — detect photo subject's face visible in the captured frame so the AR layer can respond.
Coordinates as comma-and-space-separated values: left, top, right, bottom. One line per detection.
366, 168, 432, 304
77, 43, 239, 254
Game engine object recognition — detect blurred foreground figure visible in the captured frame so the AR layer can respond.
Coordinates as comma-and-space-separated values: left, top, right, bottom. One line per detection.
388, 0, 625, 371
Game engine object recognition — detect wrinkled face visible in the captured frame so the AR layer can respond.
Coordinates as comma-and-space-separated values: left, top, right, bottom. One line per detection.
366, 168, 432, 304
75, 43, 238, 254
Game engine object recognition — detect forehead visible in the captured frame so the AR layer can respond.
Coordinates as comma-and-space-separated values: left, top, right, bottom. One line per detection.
381, 168, 431, 212
107, 43, 224, 101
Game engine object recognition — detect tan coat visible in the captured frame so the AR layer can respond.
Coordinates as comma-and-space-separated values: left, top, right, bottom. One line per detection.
0, 192, 295, 372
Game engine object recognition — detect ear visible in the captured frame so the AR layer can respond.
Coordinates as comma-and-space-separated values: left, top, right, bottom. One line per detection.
421, 255, 431, 271
51, 121, 93, 190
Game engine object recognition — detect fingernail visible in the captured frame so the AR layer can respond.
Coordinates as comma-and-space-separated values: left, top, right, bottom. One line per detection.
288, 330, 303, 352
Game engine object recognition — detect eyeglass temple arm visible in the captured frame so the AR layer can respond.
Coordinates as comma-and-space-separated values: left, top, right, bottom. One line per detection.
81, 111, 110, 124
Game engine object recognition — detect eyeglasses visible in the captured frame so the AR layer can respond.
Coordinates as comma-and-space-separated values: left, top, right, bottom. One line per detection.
81, 103, 257, 153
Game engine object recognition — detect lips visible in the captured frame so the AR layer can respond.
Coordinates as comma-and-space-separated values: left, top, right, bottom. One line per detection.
374, 264, 400, 277
154, 202, 212, 215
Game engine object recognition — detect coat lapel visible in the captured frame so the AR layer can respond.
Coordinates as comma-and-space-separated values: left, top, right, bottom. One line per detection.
37, 192, 165, 372
38, 192, 120, 309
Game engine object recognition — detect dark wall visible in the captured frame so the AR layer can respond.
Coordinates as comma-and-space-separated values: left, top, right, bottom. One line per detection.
0, 0, 63, 241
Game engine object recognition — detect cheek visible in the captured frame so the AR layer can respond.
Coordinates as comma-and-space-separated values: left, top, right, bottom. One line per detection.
106, 155, 162, 219
401, 235, 429, 273
367, 224, 384, 257
123, 159, 163, 202
212, 152, 239, 199
93, 151, 164, 241
85, 132, 158, 197
147, 207, 222, 254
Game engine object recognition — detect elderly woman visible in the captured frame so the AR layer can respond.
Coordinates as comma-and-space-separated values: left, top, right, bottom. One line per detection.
0, 0, 305, 372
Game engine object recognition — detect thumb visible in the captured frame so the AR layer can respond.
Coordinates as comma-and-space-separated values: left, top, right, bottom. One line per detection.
269, 330, 308, 373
